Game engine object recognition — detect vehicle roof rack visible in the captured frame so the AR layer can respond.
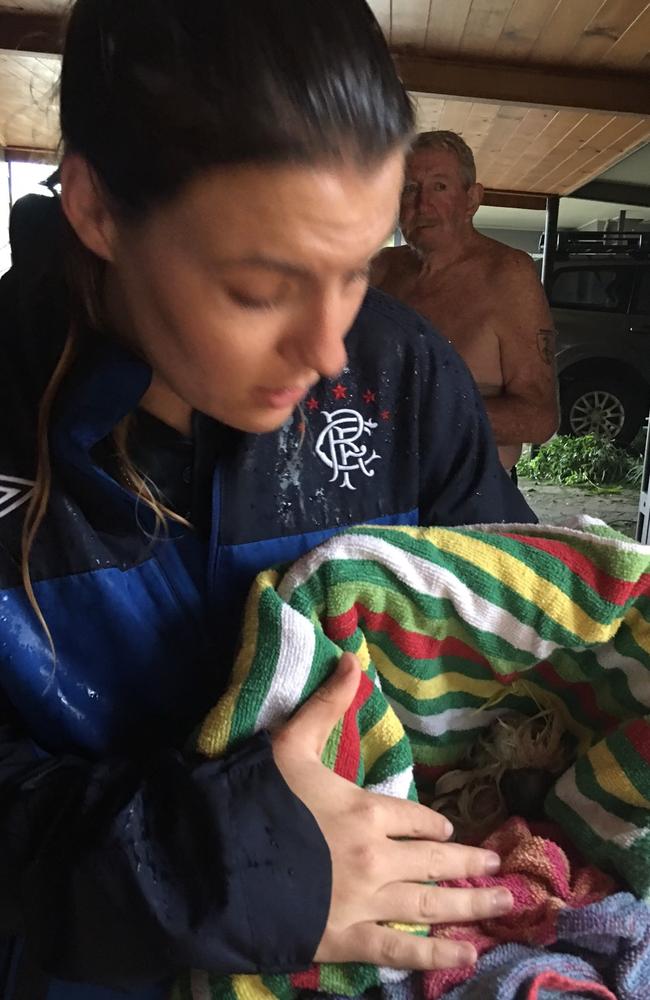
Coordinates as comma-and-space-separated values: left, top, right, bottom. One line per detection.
539, 230, 650, 259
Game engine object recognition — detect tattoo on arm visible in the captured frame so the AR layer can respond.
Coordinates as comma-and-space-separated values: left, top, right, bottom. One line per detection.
537, 329, 556, 365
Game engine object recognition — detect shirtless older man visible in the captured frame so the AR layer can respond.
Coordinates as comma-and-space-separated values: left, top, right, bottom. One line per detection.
372, 131, 559, 472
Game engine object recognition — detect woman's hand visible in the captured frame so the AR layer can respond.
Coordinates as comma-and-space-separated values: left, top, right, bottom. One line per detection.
272, 654, 512, 971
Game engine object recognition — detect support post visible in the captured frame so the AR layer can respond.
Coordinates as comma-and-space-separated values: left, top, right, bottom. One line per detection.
541, 195, 560, 297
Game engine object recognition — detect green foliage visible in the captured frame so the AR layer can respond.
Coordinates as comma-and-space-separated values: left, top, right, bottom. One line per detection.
518, 435, 643, 489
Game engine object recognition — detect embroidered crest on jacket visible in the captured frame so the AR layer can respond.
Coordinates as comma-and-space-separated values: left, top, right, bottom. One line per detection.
315, 409, 381, 491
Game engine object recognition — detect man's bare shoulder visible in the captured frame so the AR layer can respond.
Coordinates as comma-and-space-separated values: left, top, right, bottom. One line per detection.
472, 235, 553, 342
475, 234, 541, 289
370, 244, 419, 288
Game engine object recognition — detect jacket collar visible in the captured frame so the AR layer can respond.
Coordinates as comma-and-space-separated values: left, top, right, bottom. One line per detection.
52, 331, 153, 459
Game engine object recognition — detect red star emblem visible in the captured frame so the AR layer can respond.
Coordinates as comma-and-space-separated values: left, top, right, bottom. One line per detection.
306, 397, 319, 411
380, 409, 391, 421
332, 383, 347, 400
362, 389, 376, 404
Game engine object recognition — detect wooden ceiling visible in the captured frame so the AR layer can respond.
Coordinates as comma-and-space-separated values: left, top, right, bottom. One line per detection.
412, 97, 650, 196
371, 0, 650, 70
0, 49, 58, 157
369, 0, 650, 196
0, 0, 649, 195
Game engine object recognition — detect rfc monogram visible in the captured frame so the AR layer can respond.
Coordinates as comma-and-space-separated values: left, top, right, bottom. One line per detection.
315, 409, 381, 490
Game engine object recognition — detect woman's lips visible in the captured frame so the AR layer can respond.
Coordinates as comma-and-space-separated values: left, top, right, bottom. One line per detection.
254, 385, 310, 409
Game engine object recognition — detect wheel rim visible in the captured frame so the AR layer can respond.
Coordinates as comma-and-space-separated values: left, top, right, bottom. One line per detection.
569, 390, 626, 439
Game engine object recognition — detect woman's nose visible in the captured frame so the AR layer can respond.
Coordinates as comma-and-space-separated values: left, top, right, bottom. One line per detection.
286, 294, 351, 380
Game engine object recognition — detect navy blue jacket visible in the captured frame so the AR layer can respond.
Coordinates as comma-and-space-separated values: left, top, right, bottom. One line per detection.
0, 228, 535, 999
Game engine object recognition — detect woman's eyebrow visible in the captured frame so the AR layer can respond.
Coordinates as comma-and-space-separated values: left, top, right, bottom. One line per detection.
215, 250, 388, 278
216, 255, 310, 278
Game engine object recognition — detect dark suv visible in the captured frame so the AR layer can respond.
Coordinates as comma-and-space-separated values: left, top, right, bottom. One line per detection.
545, 232, 650, 445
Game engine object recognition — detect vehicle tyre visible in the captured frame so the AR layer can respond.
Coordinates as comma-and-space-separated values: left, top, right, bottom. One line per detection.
559, 376, 647, 446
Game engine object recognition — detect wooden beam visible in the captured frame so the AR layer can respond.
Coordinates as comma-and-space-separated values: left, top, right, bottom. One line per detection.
2, 11, 648, 120
571, 179, 650, 209
0, 12, 65, 56
482, 189, 549, 210
394, 53, 650, 118
2, 146, 59, 165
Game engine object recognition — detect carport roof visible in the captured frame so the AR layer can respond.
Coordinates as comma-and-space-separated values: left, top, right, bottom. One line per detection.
0, 0, 649, 200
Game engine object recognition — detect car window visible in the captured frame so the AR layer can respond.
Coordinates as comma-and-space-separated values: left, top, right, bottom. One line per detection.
632, 268, 650, 315
550, 267, 634, 312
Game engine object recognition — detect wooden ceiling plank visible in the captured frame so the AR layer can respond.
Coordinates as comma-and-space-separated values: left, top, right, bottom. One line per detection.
473, 151, 497, 176
510, 110, 603, 188
457, 101, 502, 152
567, 0, 650, 66
438, 97, 475, 132
472, 107, 529, 187
0, 50, 60, 154
494, 0, 562, 62
512, 112, 613, 191
479, 105, 528, 154
487, 107, 557, 186
553, 121, 650, 192
391, 0, 431, 49
414, 94, 446, 130
599, 6, 650, 69
456, 0, 517, 59
528, 0, 606, 64
425, 0, 473, 55
393, 53, 650, 116
529, 114, 646, 189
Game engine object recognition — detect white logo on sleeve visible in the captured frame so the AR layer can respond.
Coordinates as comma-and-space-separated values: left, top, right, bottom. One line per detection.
0, 476, 36, 519
315, 408, 381, 491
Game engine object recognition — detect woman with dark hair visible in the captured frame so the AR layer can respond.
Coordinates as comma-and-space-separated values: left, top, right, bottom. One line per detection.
0, 1, 531, 997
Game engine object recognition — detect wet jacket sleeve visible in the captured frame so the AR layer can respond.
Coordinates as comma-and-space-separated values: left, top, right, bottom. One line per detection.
0, 690, 331, 989
418, 337, 537, 526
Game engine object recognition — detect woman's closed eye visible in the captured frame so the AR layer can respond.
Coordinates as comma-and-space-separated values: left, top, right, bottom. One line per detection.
227, 280, 291, 311
230, 291, 281, 311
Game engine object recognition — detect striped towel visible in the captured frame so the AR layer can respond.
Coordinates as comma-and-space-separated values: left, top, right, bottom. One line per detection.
437, 891, 650, 1000
173, 519, 650, 1000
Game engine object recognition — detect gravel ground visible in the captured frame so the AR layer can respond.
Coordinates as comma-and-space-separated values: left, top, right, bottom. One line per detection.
518, 477, 640, 540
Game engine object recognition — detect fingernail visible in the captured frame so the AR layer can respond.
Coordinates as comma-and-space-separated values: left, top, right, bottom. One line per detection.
491, 889, 513, 914
484, 852, 501, 874
443, 819, 454, 839
455, 943, 477, 966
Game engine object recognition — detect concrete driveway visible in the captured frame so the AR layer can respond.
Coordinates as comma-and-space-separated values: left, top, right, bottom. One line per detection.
519, 478, 640, 539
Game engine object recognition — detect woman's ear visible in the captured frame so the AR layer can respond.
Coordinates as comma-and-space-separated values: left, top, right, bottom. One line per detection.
60, 154, 117, 262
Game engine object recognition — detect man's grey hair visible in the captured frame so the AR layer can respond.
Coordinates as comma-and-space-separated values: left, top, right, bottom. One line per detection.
410, 131, 477, 189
